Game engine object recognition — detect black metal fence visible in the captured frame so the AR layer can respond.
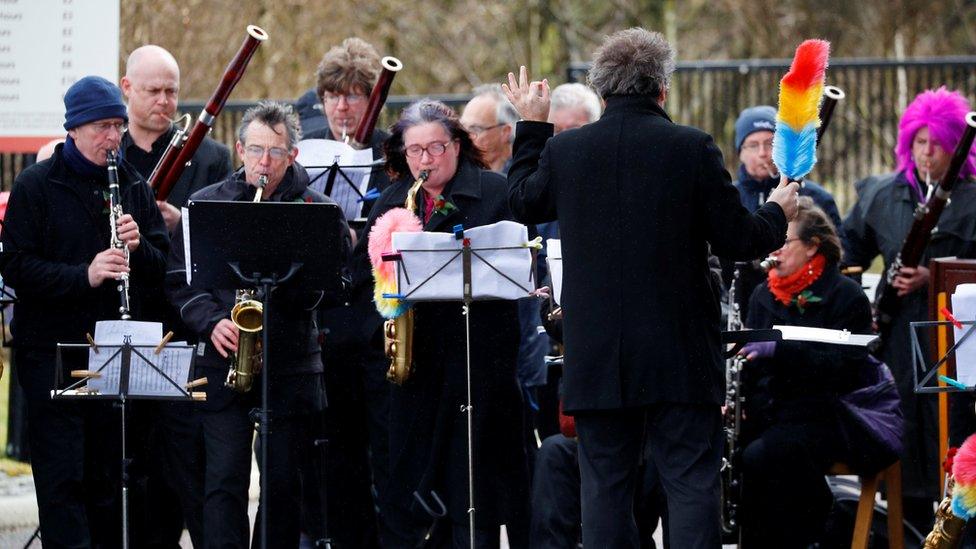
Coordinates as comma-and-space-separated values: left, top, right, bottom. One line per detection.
3, 57, 975, 215
569, 56, 976, 213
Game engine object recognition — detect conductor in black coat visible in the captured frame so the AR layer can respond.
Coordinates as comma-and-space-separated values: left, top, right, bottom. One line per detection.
503, 29, 798, 548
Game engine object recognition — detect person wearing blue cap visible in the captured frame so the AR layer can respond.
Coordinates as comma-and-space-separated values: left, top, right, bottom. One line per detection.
0, 75, 169, 547
725, 105, 843, 321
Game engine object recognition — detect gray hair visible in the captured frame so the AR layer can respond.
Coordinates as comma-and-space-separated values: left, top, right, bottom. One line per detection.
587, 28, 676, 99
237, 100, 303, 149
550, 83, 602, 123
472, 83, 520, 140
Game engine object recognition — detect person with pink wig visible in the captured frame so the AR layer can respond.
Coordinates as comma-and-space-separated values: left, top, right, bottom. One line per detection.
843, 86, 976, 533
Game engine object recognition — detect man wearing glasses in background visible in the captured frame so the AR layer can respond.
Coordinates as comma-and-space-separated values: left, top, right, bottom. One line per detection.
165, 101, 349, 548
460, 83, 520, 174
303, 36, 399, 547
724, 105, 843, 320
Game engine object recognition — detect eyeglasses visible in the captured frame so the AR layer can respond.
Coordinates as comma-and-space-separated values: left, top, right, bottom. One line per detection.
404, 141, 453, 158
741, 139, 774, 152
90, 121, 126, 134
244, 145, 290, 160
323, 93, 367, 106
466, 123, 505, 135
782, 237, 803, 247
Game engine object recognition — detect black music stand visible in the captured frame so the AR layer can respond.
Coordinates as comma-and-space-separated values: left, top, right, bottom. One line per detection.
185, 199, 344, 549
911, 319, 976, 394
53, 332, 199, 549
384, 222, 536, 549
304, 156, 385, 230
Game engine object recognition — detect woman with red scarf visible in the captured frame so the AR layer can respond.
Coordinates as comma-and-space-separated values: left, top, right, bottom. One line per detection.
737, 197, 876, 547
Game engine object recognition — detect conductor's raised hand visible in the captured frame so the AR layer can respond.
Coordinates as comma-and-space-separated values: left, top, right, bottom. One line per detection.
767, 174, 800, 221
211, 318, 240, 359
502, 65, 550, 123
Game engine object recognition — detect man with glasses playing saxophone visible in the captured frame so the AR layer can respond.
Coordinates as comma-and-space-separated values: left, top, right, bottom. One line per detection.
165, 101, 349, 548
0, 76, 169, 547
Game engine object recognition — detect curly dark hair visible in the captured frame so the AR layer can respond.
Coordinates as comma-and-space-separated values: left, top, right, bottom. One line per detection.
314, 37, 380, 100
794, 196, 842, 265
383, 99, 488, 180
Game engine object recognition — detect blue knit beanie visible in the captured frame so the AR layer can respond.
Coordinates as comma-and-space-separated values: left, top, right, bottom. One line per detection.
734, 105, 776, 151
63, 76, 128, 130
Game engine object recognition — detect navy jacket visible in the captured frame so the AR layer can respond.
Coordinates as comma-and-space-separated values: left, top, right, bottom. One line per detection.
734, 165, 842, 230
0, 144, 169, 351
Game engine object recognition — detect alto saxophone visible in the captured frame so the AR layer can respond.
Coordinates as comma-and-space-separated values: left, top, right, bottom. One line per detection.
225, 176, 267, 393
106, 150, 132, 320
384, 170, 428, 384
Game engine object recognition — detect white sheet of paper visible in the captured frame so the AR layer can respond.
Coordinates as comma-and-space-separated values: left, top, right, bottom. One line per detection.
951, 284, 976, 386
182, 206, 192, 285
126, 344, 196, 397
391, 220, 534, 301
296, 138, 375, 220
773, 325, 878, 347
86, 321, 162, 395
547, 239, 563, 305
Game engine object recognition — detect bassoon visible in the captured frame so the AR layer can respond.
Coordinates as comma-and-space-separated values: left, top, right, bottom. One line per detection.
150, 25, 268, 201
350, 56, 403, 149
874, 112, 976, 334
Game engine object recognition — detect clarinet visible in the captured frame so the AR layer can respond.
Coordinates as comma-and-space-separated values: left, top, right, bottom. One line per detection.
721, 263, 747, 542
106, 150, 132, 320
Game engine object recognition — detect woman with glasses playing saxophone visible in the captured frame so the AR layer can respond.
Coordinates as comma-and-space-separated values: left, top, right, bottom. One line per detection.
352, 99, 531, 547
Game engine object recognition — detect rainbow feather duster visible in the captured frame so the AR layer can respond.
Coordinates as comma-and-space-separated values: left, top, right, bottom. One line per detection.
952, 435, 976, 519
368, 207, 422, 319
772, 39, 831, 181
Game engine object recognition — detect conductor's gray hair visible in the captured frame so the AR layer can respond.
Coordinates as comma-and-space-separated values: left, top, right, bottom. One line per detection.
237, 100, 303, 149
587, 28, 676, 99
550, 83, 602, 123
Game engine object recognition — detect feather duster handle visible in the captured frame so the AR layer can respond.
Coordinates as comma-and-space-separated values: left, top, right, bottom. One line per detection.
368, 207, 423, 319
772, 39, 831, 182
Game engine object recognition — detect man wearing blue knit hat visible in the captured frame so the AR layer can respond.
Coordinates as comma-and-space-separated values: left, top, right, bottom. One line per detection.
725, 105, 843, 319
0, 75, 169, 546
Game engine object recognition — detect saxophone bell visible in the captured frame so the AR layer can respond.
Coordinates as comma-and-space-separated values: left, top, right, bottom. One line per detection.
383, 169, 429, 385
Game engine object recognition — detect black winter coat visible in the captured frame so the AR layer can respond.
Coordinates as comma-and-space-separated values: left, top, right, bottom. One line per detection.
744, 267, 873, 429
354, 160, 530, 526
0, 145, 169, 394
508, 95, 788, 412
165, 164, 349, 413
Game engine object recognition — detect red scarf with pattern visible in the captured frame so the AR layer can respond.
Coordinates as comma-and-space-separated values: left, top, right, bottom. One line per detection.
767, 253, 826, 306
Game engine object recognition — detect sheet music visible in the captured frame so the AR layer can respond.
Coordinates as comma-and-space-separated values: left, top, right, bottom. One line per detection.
85, 321, 192, 396
951, 284, 976, 385
296, 138, 375, 220
391, 220, 534, 301
547, 239, 563, 305
127, 344, 195, 397
772, 325, 878, 347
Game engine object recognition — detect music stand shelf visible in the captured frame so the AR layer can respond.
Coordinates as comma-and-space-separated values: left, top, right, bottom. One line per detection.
53, 337, 199, 549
